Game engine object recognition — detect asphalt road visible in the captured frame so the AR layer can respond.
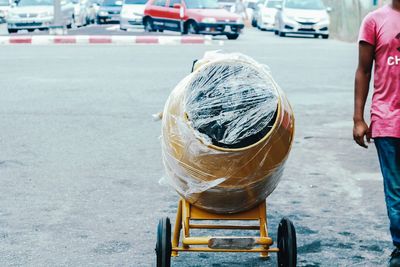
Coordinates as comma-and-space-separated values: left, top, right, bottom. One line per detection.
0, 28, 391, 266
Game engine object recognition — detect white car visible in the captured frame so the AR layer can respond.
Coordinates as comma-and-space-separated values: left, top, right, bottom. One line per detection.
119, 0, 146, 31
0, 0, 11, 23
274, 0, 330, 38
254, 0, 281, 30
71, 0, 91, 26
7, 0, 75, 33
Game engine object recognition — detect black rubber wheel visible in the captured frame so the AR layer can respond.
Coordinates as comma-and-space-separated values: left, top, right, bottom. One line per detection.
277, 217, 297, 267
8, 29, 18, 34
322, 34, 329, 39
274, 30, 279, 35
144, 17, 155, 32
226, 33, 239, 40
279, 31, 285, 37
251, 18, 257, 27
27, 29, 34, 32
96, 18, 103, 24
187, 21, 198, 34
155, 217, 171, 267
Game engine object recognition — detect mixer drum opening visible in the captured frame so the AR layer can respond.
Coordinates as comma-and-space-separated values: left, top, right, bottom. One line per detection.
185, 62, 279, 149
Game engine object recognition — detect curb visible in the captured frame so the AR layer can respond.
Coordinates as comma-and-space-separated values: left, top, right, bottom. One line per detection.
0, 35, 219, 45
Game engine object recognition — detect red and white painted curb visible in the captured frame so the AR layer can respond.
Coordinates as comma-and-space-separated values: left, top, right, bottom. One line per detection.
0, 35, 221, 45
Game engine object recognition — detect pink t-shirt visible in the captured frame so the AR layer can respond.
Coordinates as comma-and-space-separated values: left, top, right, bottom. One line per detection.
358, 5, 400, 138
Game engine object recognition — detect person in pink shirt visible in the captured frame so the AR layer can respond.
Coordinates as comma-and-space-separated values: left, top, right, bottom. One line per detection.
354, 1, 400, 266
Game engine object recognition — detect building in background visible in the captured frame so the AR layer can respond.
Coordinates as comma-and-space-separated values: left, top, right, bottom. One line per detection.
323, 0, 389, 41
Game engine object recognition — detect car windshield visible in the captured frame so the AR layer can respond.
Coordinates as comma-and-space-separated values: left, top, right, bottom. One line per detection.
102, 0, 122, 6
284, 0, 325, 10
18, 0, 53, 6
266, 0, 280, 8
185, 0, 219, 9
124, 0, 146, 4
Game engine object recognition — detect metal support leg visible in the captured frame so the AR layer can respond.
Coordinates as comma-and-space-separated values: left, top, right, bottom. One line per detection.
172, 199, 183, 257
259, 201, 269, 258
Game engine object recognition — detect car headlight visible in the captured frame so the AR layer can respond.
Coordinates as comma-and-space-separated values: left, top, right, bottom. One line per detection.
319, 18, 329, 24
121, 9, 129, 16
132, 12, 142, 17
282, 13, 295, 22
202, 17, 216, 23
98, 10, 108, 16
8, 12, 18, 19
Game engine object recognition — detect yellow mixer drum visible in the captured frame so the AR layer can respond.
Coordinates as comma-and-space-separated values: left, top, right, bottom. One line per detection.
161, 52, 295, 214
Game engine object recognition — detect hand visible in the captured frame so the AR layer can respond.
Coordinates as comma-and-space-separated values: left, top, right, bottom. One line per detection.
353, 120, 371, 148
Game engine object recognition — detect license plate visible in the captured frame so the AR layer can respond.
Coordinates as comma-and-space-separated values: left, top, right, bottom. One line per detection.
301, 24, 314, 29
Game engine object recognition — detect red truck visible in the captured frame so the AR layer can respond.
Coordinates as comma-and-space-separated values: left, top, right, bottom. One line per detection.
143, 0, 244, 39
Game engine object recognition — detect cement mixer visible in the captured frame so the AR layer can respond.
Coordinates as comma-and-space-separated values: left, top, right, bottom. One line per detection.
155, 51, 297, 267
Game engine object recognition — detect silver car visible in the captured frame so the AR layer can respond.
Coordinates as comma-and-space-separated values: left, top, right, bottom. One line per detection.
274, 0, 330, 38
252, 0, 281, 30
7, 0, 75, 33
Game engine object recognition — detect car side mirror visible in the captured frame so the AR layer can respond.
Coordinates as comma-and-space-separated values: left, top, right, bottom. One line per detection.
275, 4, 282, 10
326, 6, 332, 13
173, 3, 181, 8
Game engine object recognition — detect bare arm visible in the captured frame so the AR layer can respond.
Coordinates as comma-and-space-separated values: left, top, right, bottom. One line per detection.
353, 41, 374, 148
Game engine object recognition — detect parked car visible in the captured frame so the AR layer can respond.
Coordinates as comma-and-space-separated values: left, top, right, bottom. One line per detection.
7, 0, 74, 33
0, 0, 11, 23
71, 0, 92, 26
252, 0, 280, 30
244, 0, 256, 20
274, 0, 330, 38
85, 0, 98, 22
119, 0, 146, 30
96, 0, 122, 23
143, 0, 244, 39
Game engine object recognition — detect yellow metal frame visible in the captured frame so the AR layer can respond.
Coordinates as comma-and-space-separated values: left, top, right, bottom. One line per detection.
171, 198, 279, 257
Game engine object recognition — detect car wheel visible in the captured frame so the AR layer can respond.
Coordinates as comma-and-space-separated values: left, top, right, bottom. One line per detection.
96, 17, 102, 24
143, 18, 155, 32
226, 33, 239, 40
67, 18, 73, 29
251, 18, 257, 27
279, 31, 285, 37
27, 29, 34, 32
274, 30, 279, 35
120, 26, 127, 31
187, 21, 198, 34
7, 29, 17, 34
322, 34, 329, 39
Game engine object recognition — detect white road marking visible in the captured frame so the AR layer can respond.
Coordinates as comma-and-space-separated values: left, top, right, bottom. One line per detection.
106, 25, 120, 31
